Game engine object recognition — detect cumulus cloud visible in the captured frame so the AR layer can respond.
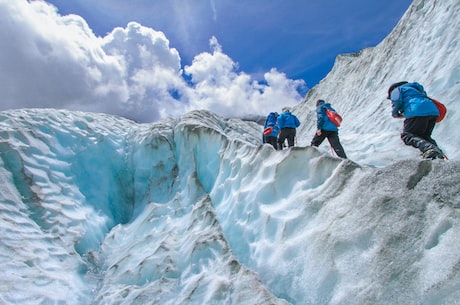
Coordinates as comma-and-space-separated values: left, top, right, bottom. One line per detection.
0, 0, 305, 122
101, 22, 187, 121
184, 37, 305, 118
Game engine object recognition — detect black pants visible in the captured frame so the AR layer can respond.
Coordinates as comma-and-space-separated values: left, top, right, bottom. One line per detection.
401, 116, 440, 153
311, 130, 347, 158
278, 128, 296, 149
265, 136, 278, 150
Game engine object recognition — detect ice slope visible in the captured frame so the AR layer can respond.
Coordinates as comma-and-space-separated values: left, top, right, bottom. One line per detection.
1, 108, 460, 305
294, 0, 460, 166
1, 0, 460, 304
0, 110, 323, 305
0, 109, 288, 305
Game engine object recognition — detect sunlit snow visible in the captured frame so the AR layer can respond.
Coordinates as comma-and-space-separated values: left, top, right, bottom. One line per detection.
1, 0, 460, 304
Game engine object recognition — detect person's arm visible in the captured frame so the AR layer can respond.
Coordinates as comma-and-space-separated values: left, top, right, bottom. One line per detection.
316, 106, 325, 129
390, 89, 404, 118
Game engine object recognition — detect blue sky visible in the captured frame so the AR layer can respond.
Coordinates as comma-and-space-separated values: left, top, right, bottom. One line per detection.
0, 0, 412, 122
44, 0, 412, 89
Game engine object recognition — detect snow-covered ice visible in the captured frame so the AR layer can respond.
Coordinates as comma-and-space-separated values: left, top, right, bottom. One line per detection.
1, 106, 460, 304
1, 0, 460, 304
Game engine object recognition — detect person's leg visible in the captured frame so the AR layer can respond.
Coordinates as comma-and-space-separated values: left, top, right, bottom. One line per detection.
401, 117, 443, 158
325, 131, 347, 158
266, 136, 278, 149
420, 116, 438, 145
311, 131, 326, 147
287, 129, 296, 147
278, 129, 288, 150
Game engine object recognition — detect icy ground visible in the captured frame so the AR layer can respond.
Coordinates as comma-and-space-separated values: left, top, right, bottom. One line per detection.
0, 108, 460, 305
1, 0, 460, 304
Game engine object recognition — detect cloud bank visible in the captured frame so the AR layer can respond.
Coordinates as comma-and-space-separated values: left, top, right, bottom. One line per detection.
0, 0, 305, 122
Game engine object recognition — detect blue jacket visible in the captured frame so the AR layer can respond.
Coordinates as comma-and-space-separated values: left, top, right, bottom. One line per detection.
316, 101, 338, 131
263, 112, 279, 138
389, 82, 439, 118
277, 111, 300, 129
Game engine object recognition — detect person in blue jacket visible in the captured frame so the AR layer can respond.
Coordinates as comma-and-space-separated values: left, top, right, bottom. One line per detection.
387, 81, 444, 159
263, 112, 279, 149
277, 107, 300, 149
310, 99, 347, 158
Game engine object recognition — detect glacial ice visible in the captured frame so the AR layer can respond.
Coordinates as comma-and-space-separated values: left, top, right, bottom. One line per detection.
1, 108, 460, 305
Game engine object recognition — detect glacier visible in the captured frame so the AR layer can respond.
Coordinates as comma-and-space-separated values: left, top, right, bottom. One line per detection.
1, 107, 460, 305
1, 0, 460, 304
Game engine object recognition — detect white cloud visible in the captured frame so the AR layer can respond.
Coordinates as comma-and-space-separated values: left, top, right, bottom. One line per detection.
184, 37, 305, 118
100, 21, 187, 121
0, 0, 127, 113
0, 0, 305, 122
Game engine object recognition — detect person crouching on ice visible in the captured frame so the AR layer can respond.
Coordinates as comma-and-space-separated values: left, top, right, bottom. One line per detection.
310, 99, 347, 158
387, 81, 444, 159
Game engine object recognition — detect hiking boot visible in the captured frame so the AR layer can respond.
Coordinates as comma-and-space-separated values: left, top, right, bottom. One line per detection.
422, 148, 444, 160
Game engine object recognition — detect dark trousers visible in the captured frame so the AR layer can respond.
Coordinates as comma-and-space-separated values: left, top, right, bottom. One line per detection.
265, 136, 278, 150
278, 128, 296, 149
311, 130, 347, 158
401, 116, 440, 153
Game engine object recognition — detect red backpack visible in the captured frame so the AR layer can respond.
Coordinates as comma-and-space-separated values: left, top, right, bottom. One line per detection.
430, 98, 447, 122
326, 109, 343, 127
263, 126, 274, 136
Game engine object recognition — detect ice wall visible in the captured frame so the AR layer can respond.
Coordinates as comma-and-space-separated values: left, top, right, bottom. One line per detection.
0, 109, 289, 305
1, 108, 460, 305
294, 0, 460, 165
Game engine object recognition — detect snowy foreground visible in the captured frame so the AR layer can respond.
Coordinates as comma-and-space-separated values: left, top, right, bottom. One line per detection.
1, 108, 460, 305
